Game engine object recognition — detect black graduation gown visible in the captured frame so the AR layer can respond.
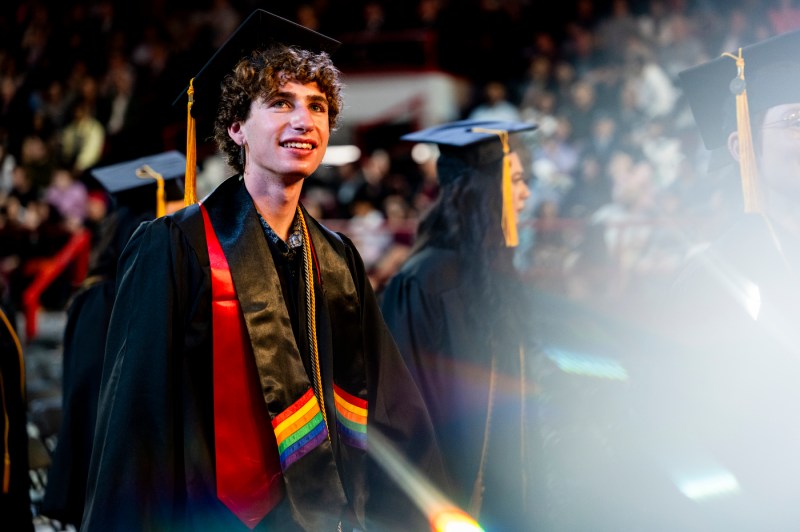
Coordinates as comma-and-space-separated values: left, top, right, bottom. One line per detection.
663, 213, 800, 529
0, 299, 34, 532
81, 176, 443, 531
379, 247, 530, 531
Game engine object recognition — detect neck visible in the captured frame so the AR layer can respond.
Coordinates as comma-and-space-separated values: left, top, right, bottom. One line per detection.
244, 171, 304, 241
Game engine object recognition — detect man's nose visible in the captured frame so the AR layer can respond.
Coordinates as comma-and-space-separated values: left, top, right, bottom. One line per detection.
290, 108, 313, 130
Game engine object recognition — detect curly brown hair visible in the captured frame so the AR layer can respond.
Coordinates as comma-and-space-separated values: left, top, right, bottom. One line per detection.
213, 44, 344, 174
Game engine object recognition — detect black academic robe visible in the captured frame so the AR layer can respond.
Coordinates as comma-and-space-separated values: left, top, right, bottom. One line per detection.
0, 300, 34, 532
379, 247, 530, 531
663, 213, 800, 529
81, 176, 443, 531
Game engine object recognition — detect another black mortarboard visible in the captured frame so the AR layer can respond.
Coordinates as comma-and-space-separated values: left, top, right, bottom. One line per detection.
679, 29, 800, 213
679, 29, 800, 152
401, 119, 538, 246
90, 151, 187, 217
174, 9, 340, 206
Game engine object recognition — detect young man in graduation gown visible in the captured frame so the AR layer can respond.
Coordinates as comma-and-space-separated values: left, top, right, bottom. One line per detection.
380, 120, 537, 530
663, 29, 800, 529
81, 11, 444, 532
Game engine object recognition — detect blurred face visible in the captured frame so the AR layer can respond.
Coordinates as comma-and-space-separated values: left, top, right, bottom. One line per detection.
509, 151, 531, 214
228, 80, 330, 185
758, 103, 800, 199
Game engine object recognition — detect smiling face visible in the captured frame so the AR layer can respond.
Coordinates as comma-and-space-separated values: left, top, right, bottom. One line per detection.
228, 80, 330, 185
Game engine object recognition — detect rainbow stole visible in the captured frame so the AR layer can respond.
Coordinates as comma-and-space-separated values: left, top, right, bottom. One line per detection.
272, 389, 328, 470
334, 385, 367, 450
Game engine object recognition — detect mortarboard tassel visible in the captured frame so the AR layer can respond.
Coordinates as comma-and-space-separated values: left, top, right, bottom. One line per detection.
722, 49, 762, 214
184, 79, 198, 206
135, 164, 166, 217
472, 128, 518, 247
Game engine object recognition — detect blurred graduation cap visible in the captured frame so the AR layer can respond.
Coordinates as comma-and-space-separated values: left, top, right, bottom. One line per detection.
90, 151, 187, 218
174, 9, 340, 206
679, 29, 800, 213
401, 119, 538, 247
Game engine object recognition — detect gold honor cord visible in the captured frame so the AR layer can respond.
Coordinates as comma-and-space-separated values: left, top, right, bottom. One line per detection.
471, 128, 518, 247
184, 78, 198, 206
722, 49, 763, 214
135, 165, 166, 218
468, 354, 497, 519
298, 208, 329, 437
0, 308, 24, 493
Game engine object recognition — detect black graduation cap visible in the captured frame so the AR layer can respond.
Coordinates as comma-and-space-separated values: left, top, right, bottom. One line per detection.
90, 151, 187, 217
173, 9, 341, 206
401, 119, 538, 247
679, 29, 800, 213
679, 29, 800, 152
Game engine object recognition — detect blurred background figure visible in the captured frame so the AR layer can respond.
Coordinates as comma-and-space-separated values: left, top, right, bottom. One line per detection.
381, 119, 536, 530
40, 152, 185, 529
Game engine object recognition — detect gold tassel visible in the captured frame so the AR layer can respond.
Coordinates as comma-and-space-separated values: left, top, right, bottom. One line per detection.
184, 78, 198, 206
136, 165, 166, 217
722, 49, 762, 214
472, 128, 518, 247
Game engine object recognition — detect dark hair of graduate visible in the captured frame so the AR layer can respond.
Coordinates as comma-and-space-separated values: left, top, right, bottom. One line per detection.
214, 44, 344, 174
411, 154, 519, 350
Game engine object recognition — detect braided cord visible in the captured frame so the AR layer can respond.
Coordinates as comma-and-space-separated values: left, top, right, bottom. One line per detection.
298, 208, 329, 434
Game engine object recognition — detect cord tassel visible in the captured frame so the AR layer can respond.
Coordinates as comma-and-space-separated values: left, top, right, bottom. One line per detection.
722, 49, 762, 214
185, 78, 198, 206
472, 128, 518, 247
135, 165, 166, 217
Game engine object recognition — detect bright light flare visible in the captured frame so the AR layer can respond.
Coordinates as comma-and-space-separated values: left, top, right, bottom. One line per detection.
431, 509, 485, 532
679, 472, 741, 501
546, 348, 629, 381
368, 429, 483, 531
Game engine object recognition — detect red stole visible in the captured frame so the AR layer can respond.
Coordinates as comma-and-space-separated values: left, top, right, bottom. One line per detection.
201, 204, 283, 529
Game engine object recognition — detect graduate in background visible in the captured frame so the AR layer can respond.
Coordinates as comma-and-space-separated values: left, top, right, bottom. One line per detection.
664, 28, 800, 530
0, 276, 34, 531
380, 119, 537, 530
82, 10, 444, 531
41, 151, 186, 529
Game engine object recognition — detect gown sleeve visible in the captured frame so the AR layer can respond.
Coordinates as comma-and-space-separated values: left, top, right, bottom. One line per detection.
339, 236, 450, 530
81, 216, 208, 531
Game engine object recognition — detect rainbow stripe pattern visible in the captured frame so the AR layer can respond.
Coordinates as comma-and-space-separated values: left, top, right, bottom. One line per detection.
272, 389, 328, 470
333, 385, 367, 450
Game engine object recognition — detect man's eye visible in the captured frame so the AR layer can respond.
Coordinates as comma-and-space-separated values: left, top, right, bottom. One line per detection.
310, 103, 327, 113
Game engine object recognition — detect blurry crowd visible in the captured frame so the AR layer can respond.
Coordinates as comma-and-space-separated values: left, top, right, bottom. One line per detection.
1, 0, 799, 311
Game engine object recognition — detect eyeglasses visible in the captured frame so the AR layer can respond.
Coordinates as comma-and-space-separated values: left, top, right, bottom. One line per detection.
761, 110, 800, 134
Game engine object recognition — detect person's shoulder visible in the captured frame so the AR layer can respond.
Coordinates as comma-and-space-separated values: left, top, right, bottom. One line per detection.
391, 247, 460, 291
121, 203, 205, 258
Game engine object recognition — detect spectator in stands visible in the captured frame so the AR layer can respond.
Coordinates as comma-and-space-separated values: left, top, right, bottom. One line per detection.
43, 166, 88, 233
468, 81, 522, 123
59, 98, 105, 175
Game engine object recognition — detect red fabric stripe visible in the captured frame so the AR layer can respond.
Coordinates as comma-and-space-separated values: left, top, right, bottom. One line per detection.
272, 388, 316, 427
202, 204, 283, 529
333, 384, 367, 409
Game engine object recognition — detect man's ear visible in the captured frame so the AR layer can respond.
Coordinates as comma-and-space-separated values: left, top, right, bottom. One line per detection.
727, 130, 741, 163
228, 121, 244, 145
